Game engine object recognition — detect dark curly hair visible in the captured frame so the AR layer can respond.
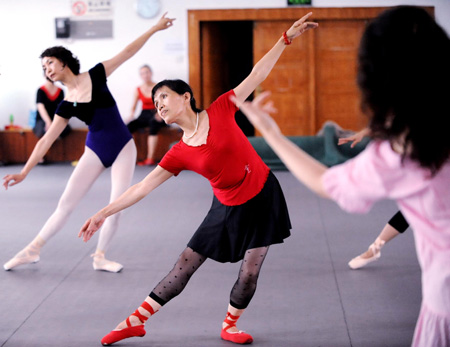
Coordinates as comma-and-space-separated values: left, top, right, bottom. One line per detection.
357, 6, 450, 174
152, 79, 202, 113
40, 46, 80, 75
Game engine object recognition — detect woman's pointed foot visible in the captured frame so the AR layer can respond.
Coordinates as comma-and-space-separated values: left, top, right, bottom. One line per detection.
4, 247, 41, 271
92, 253, 123, 273
101, 325, 146, 346
221, 328, 253, 344
348, 238, 385, 269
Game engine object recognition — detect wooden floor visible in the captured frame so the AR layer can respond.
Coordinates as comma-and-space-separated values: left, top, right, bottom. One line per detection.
0, 163, 421, 347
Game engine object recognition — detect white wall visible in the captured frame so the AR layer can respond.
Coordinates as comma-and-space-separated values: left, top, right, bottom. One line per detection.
0, 0, 449, 128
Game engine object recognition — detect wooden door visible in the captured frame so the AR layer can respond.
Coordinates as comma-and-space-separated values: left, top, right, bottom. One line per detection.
315, 20, 368, 131
188, 8, 434, 136
253, 20, 314, 136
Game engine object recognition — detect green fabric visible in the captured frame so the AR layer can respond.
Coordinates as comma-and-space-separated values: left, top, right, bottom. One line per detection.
248, 124, 370, 170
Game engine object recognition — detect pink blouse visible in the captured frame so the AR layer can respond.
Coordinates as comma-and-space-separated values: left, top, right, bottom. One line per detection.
322, 140, 450, 347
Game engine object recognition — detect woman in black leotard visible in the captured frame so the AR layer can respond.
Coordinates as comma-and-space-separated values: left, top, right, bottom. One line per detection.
3, 13, 175, 273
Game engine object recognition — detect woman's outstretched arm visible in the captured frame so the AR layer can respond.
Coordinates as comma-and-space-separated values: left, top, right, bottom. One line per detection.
3, 116, 69, 189
233, 92, 329, 198
102, 13, 175, 77
79, 165, 173, 242
233, 12, 318, 103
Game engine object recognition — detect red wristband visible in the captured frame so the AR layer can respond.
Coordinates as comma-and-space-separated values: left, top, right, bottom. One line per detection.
282, 31, 292, 45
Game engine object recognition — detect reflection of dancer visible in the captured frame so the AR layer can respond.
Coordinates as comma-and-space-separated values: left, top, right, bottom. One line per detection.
339, 130, 410, 269
126, 65, 168, 166
236, 6, 450, 346
34, 77, 71, 139
79, 14, 317, 346
3, 14, 175, 273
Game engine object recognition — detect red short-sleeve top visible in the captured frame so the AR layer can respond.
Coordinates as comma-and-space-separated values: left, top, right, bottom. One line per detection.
159, 90, 269, 206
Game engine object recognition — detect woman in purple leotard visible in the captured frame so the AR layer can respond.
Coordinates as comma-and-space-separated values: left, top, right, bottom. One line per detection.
2, 13, 175, 273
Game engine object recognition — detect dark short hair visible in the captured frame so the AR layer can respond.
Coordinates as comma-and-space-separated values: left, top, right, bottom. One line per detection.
357, 6, 450, 174
152, 79, 202, 113
40, 46, 80, 75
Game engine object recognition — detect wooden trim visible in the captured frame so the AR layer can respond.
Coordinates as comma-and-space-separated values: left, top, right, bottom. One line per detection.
307, 29, 316, 135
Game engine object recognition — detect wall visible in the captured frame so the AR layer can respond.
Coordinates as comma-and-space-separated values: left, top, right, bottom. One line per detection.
0, 0, 449, 128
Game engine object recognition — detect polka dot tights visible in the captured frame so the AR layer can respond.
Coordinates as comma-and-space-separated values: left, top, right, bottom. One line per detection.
149, 246, 269, 309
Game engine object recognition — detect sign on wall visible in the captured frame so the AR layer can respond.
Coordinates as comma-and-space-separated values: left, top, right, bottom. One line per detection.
71, 0, 114, 17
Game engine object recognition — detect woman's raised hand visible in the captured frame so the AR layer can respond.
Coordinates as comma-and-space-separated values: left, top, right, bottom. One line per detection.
286, 12, 318, 41
154, 12, 176, 31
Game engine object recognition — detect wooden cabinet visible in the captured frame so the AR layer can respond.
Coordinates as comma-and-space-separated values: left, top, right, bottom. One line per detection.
188, 7, 433, 135
0, 127, 181, 165
0, 129, 87, 164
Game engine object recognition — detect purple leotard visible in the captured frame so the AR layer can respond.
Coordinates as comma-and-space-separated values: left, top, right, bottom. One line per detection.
55, 63, 132, 167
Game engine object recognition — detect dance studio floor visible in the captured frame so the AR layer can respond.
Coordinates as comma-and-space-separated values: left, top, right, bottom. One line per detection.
0, 163, 421, 347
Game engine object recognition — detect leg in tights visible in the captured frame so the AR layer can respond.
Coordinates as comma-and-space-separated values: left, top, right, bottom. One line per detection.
222, 246, 270, 337
149, 247, 207, 305
38, 147, 105, 241
3, 147, 105, 270
111, 247, 207, 331
96, 140, 136, 253
229, 246, 270, 309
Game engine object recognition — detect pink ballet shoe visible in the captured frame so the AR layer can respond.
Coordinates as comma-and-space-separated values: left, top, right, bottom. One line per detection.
348, 239, 385, 269
4, 249, 40, 271
92, 253, 123, 273
101, 325, 146, 346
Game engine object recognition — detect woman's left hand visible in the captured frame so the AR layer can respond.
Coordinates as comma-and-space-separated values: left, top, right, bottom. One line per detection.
286, 12, 319, 41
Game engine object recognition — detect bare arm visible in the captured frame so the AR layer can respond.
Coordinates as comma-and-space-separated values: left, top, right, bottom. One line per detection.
36, 103, 52, 130
126, 89, 140, 124
102, 13, 175, 77
233, 13, 318, 103
3, 115, 69, 189
79, 165, 173, 242
233, 92, 330, 198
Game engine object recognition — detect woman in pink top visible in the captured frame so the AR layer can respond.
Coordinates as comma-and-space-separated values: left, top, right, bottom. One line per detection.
236, 6, 450, 346
79, 14, 318, 346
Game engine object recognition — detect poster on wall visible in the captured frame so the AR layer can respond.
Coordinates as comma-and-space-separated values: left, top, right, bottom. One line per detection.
71, 0, 114, 17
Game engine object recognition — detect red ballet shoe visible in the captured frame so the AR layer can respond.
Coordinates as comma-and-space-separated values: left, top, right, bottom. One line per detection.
221, 328, 253, 344
101, 301, 155, 345
101, 325, 145, 346
137, 158, 156, 166
220, 312, 253, 344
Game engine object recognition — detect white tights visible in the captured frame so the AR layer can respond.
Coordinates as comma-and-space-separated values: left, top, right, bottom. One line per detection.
37, 140, 136, 253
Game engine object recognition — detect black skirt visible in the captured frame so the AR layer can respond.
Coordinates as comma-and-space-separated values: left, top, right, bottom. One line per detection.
187, 171, 291, 263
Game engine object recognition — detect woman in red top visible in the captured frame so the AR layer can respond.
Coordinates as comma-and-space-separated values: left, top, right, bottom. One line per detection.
34, 77, 71, 139
80, 13, 317, 346
126, 65, 169, 165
